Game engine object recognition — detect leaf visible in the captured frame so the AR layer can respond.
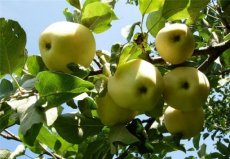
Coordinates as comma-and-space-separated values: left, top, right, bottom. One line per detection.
9, 144, 25, 159
198, 143, 207, 158
37, 126, 78, 154
53, 113, 103, 144
0, 18, 27, 76
44, 107, 58, 126
78, 96, 97, 117
121, 22, 141, 42
0, 149, 11, 159
118, 43, 142, 66
146, 10, 166, 37
109, 125, 139, 146
0, 102, 18, 133
0, 79, 14, 100
35, 71, 94, 106
25, 55, 47, 76
81, 2, 118, 33
168, 0, 209, 23
220, 48, 230, 68
139, 0, 164, 15
192, 134, 201, 150
216, 141, 229, 155
7, 95, 42, 135
66, 0, 81, 10
67, 63, 90, 79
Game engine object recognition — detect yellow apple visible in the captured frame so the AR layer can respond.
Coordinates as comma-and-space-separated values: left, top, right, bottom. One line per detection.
39, 21, 96, 73
163, 67, 210, 112
155, 23, 195, 64
96, 93, 137, 126
107, 59, 164, 111
163, 106, 204, 138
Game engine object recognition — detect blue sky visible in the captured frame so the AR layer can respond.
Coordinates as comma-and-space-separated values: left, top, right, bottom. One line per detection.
0, 0, 220, 158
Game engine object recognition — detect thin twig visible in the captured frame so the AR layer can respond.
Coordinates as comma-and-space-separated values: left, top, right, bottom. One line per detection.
1, 129, 21, 142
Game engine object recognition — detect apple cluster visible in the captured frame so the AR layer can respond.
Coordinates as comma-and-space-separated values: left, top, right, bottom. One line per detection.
97, 23, 210, 139
38, 22, 210, 139
156, 23, 210, 139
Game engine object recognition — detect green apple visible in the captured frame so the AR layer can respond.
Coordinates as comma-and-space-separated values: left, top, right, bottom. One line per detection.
155, 23, 195, 64
39, 21, 96, 73
96, 93, 137, 126
107, 59, 164, 111
163, 67, 210, 112
163, 106, 204, 138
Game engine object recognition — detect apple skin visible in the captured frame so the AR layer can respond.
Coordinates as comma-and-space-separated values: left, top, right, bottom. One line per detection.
96, 93, 137, 126
163, 106, 204, 139
108, 59, 164, 111
155, 23, 195, 64
163, 67, 210, 112
39, 21, 96, 73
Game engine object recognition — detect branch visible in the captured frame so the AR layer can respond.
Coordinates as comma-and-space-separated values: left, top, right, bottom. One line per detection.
0, 130, 21, 142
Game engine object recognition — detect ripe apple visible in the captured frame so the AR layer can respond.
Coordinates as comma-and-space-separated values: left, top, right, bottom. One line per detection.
163, 106, 204, 138
155, 23, 195, 64
96, 93, 137, 126
163, 67, 210, 112
39, 21, 96, 73
107, 59, 164, 111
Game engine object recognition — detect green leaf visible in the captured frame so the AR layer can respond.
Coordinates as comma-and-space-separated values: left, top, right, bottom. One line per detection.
219, 0, 230, 13
198, 143, 207, 158
121, 22, 141, 42
216, 141, 229, 155
7, 95, 42, 136
139, 0, 164, 15
0, 18, 27, 76
109, 125, 139, 146
35, 71, 94, 106
220, 48, 230, 68
67, 63, 90, 79
66, 0, 81, 10
193, 134, 201, 150
146, 10, 166, 37
37, 126, 78, 154
81, 2, 118, 33
161, 0, 189, 19
53, 113, 103, 144
0, 149, 11, 159
118, 43, 142, 66
168, 0, 209, 23
78, 96, 97, 117
25, 55, 47, 76
0, 79, 14, 100
0, 102, 17, 133
19, 123, 42, 146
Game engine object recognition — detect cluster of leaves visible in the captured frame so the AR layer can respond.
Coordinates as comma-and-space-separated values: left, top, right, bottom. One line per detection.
0, 0, 229, 158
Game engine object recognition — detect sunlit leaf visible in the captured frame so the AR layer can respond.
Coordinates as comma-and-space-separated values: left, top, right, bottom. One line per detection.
81, 2, 118, 33
0, 18, 27, 76
139, 0, 164, 15
35, 71, 94, 106
25, 55, 47, 76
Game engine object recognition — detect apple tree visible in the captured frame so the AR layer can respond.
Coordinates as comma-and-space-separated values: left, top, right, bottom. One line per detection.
0, 0, 229, 158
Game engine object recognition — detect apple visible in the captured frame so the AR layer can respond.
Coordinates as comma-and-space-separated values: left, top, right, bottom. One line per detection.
163, 67, 210, 112
107, 59, 164, 111
163, 106, 204, 138
96, 93, 137, 126
155, 23, 195, 64
39, 21, 96, 73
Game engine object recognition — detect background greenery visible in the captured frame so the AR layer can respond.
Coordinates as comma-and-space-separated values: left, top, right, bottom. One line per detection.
0, 0, 229, 158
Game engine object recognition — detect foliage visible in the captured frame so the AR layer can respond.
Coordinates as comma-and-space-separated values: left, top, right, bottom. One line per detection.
0, 0, 230, 158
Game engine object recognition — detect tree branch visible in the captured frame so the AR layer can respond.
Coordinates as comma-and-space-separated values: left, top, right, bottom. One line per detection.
0, 130, 21, 142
